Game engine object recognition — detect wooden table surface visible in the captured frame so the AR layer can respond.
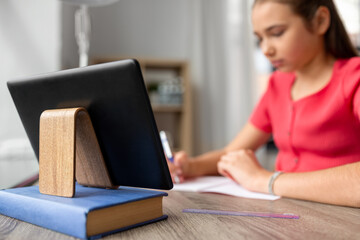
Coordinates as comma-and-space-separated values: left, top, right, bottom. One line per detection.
1, 190, 360, 239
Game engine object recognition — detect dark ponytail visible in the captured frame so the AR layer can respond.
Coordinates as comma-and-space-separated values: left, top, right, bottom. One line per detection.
253, 0, 358, 58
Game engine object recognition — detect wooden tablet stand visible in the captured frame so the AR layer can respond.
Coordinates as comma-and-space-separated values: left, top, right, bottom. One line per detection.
39, 107, 117, 197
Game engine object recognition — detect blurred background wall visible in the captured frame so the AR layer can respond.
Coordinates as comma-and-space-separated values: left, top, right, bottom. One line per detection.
0, 0, 60, 188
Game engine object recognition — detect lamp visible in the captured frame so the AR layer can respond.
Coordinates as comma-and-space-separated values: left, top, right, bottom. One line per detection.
61, 0, 119, 67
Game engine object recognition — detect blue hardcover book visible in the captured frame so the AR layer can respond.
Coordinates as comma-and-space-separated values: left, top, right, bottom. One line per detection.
0, 184, 168, 239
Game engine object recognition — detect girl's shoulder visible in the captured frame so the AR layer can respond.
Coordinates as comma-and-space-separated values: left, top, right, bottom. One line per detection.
335, 57, 360, 98
336, 56, 360, 74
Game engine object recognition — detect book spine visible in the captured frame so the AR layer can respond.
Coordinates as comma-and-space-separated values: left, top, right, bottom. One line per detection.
0, 192, 87, 239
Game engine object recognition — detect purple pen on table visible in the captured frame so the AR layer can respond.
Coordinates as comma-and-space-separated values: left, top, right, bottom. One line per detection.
183, 208, 300, 219
160, 131, 180, 184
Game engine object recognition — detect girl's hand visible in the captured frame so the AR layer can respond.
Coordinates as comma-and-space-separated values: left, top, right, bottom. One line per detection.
166, 159, 181, 183
217, 149, 272, 193
167, 150, 192, 183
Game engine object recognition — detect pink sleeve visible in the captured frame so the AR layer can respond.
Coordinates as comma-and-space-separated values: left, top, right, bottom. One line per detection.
342, 58, 360, 121
249, 75, 273, 133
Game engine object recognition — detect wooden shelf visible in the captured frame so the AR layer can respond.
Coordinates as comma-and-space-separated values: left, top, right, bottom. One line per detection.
92, 57, 193, 155
151, 105, 183, 113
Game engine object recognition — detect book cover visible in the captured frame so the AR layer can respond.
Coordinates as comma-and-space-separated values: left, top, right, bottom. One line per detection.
0, 184, 168, 239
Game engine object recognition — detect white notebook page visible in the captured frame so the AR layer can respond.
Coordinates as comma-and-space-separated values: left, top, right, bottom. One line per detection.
172, 176, 280, 201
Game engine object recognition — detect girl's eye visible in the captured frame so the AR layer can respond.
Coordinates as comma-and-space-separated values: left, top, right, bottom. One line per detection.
272, 30, 284, 37
270, 27, 286, 37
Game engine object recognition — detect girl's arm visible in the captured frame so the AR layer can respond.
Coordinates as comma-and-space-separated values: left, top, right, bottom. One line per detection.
274, 162, 360, 207
183, 122, 271, 177
218, 149, 360, 207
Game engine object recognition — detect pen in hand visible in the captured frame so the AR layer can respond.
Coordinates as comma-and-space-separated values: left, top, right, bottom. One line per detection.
160, 131, 180, 184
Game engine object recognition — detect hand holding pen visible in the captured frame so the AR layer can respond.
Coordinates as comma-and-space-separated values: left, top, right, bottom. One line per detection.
160, 131, 181, 184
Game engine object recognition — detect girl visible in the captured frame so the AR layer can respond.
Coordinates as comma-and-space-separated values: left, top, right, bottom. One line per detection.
169, 0, 360, 207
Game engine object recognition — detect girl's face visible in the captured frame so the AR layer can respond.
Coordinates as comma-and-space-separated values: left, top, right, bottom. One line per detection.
252, 1, 323, 72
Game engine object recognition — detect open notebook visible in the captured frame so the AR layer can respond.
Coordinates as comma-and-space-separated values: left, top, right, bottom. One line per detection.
172, 176, 280, 201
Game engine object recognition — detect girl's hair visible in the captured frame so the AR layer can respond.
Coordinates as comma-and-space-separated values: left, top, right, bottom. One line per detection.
253, 0, 358, 58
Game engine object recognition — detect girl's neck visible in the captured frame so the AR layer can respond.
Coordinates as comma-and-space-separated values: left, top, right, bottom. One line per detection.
295, 52, 336, 83
291, 52, 336, 101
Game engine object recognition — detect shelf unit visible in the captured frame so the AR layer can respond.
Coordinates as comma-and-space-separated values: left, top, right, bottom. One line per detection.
92, 57, 193, 155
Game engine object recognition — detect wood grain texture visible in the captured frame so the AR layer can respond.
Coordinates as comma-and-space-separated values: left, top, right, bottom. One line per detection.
1, 190, 360, 239
39, 108, 76, 197
39, 108, 115, 198
74, 110, 115, 189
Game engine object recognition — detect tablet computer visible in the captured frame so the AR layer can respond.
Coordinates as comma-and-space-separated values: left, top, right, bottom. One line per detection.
7, 59, 173, 190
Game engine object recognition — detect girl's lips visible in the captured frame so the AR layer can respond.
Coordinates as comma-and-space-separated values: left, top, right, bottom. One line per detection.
271, 60, 284, 68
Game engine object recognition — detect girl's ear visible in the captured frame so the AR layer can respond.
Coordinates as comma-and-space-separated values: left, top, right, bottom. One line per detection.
313, 6, 331, 35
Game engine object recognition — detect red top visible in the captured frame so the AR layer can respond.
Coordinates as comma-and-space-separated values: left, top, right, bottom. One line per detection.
250, 57, 360, 172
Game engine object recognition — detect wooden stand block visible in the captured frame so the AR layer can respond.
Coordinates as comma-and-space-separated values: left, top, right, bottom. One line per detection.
39, 107, 116, 197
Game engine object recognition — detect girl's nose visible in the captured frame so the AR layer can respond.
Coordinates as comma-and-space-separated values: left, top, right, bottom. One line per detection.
262, 41, 275, 57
